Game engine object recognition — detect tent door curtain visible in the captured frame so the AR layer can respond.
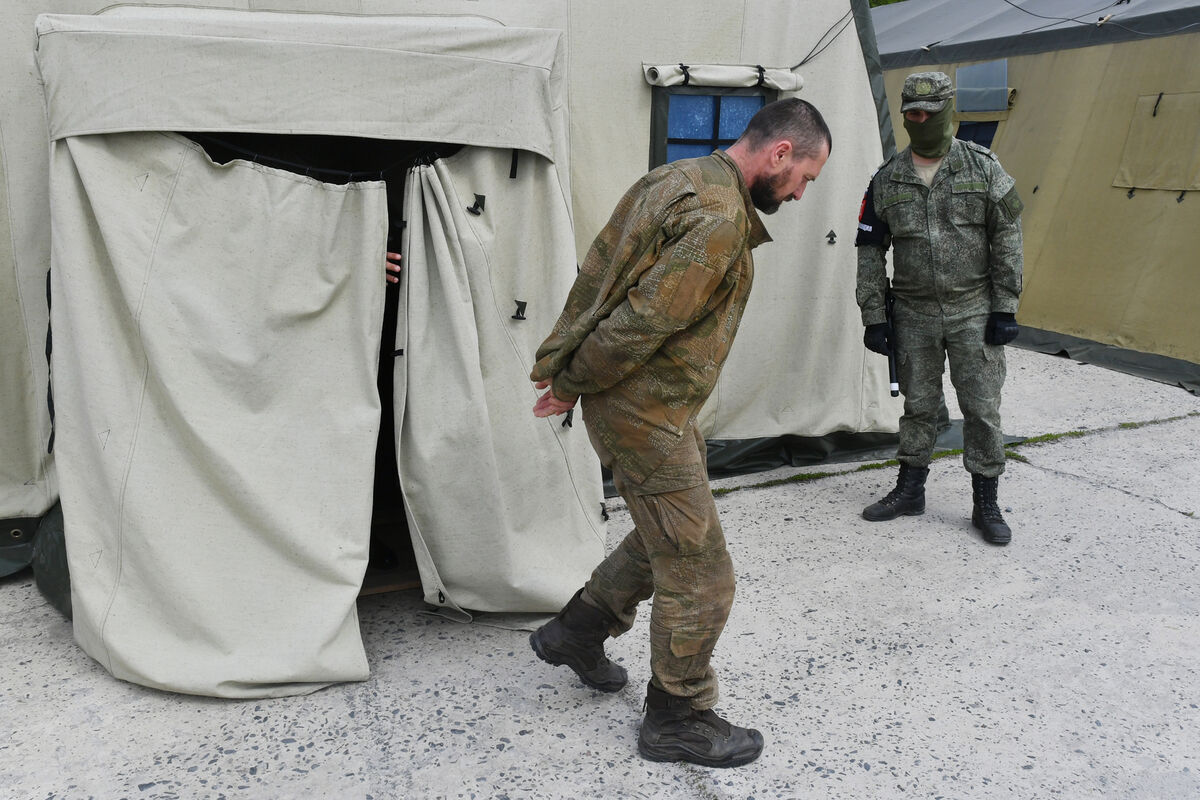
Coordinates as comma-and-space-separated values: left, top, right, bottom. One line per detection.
394, 146, 604, 616
49, 131, 386, 698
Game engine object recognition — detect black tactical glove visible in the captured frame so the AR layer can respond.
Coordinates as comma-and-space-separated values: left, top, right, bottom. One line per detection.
863, 322, 892, 355
985, 312, 1019, 345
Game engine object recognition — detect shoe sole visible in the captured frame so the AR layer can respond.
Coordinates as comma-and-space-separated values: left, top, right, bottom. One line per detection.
529, 631, 625, 693
972, 518, 1011, 545
862, 507, 924, 522
637, 738, 763, 768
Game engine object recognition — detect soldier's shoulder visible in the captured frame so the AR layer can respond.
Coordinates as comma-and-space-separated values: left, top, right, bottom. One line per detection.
869, 153, 899, 183
963, 139, 998, 160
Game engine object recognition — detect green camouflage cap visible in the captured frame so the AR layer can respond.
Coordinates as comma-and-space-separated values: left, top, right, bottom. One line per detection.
900, 71, 954, 113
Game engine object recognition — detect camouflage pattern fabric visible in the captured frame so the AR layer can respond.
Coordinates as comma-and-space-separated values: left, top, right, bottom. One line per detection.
894, 302, 1007, 477
531, 150, 770, 486
856, 138, 1023, 326
582, 424, 734, 709
855, 138, 1023, 474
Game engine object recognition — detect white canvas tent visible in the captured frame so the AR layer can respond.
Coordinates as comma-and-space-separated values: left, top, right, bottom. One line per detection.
34, 8, 603, 697
2, 0, 897, 697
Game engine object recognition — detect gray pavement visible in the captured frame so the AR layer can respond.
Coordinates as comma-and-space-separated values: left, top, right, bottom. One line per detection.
4, 346, 1200, 799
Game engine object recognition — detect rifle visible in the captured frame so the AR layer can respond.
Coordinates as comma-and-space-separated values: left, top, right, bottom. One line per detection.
885, 289, 899, 397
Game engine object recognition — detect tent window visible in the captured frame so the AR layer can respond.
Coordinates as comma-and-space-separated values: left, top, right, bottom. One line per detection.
956, 60, 1009, 112
1112, 92, 1200, 192
650, 86, 775, 169
957, 121, 998, 149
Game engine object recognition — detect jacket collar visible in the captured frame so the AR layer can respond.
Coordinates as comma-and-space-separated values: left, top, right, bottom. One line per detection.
892, 139, 966, 186
711, 149, 772, 248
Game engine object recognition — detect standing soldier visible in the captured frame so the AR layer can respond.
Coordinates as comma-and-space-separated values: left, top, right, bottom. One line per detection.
528, 98, 831, 767
855, 71, 1024, 545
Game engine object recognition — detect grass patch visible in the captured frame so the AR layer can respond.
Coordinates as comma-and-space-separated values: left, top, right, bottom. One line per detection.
1013, 430, 1088, 446
710, 409, 1198, 498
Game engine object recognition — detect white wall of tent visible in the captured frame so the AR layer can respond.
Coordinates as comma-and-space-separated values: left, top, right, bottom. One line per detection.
0, 0, 897, 696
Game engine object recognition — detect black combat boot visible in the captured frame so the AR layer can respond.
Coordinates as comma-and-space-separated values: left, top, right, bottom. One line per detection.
971, 473, 1012, 545
637, 681, 764, 768
530, 589, 627, 692
862, 463, 929, 521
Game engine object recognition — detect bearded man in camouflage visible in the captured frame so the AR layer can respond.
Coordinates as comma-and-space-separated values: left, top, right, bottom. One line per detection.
855, 71, 1024, 545
527, 98, 830, 768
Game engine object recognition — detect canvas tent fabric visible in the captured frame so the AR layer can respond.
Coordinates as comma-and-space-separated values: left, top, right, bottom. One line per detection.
397, 148, 606, 617
3, 0, 903, 695
642, 63, 804, 92
873, 0, 1200, 68
872, 0, 1200, 381
6, 0, 903, 534
50, 131, 385, 697
36, 8, 603, 697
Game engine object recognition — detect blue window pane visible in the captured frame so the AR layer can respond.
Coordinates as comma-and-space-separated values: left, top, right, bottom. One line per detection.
667, 95, 716, 139
667, 143, 716, 163
956, 121, 997, 148
718, 95, 765, 140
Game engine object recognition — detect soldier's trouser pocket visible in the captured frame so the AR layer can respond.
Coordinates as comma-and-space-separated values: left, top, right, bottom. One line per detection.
638, 487, 734, 709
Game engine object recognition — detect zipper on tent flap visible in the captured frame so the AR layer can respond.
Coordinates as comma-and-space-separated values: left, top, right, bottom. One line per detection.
562, 409, 574, 428
511, 301, 527, 320
509, 150, 519, 179
466, 194, 485, 215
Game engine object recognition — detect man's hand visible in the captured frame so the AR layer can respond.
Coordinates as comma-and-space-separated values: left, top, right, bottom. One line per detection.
532, 379, 577, 418
863, 322, 892, 355
386, 252, 402, 284
984, 312, 1019, 345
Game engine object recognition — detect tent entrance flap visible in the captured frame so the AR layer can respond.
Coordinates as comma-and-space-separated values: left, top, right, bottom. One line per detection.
395, 147, 605, 616
50, 132, 387, 698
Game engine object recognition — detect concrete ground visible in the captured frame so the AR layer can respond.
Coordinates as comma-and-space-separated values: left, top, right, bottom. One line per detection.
3, 346, 1199, 799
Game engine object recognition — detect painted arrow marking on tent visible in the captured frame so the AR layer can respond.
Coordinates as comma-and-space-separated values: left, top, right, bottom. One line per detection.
98, 430, 111, 449
134, 173, 150, 192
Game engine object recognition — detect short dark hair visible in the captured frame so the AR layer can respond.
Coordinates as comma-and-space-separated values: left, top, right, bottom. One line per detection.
739, 98, 832, 160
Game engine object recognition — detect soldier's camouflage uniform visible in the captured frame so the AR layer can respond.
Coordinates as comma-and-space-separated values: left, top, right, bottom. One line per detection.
856, 138, 1024, 477
531, 150, 769, 708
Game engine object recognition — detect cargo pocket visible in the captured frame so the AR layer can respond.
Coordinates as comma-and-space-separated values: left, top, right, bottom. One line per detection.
669, 627, 716, 659
879, 191, 922, 237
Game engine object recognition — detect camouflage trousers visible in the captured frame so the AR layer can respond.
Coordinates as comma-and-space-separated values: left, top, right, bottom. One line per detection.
581, 423, 734, 710
894, 301, 1007, 477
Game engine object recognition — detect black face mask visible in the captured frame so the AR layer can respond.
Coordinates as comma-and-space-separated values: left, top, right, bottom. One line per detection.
903, 105, 954, 158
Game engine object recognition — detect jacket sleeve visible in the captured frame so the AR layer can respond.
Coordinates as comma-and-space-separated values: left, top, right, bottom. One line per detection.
986, 163, 1024, 314
551, 212, 740, 401
854, 179, 890, 326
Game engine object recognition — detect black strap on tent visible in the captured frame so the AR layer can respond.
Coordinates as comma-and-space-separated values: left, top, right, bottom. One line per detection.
679, 63, 691, 86
393, 348, 404, 357
562, 409, 574, 428
45, 269, 55, 454
1153, 92, 1164, 116
1127, 188, 1136, 198
755, 65, 766, 87
600, 503, 609, 522
1178, 191, 1187, 203
511, 301, 527, 320
510, 150, 519, 179
466, 194, 486, 215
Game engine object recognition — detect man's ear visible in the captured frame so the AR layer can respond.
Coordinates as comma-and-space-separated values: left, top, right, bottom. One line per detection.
771, 140, 794, 169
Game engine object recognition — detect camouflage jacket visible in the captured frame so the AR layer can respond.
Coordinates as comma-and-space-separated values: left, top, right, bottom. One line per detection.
855, 138, 1024, 325
530, 151, 770, 484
